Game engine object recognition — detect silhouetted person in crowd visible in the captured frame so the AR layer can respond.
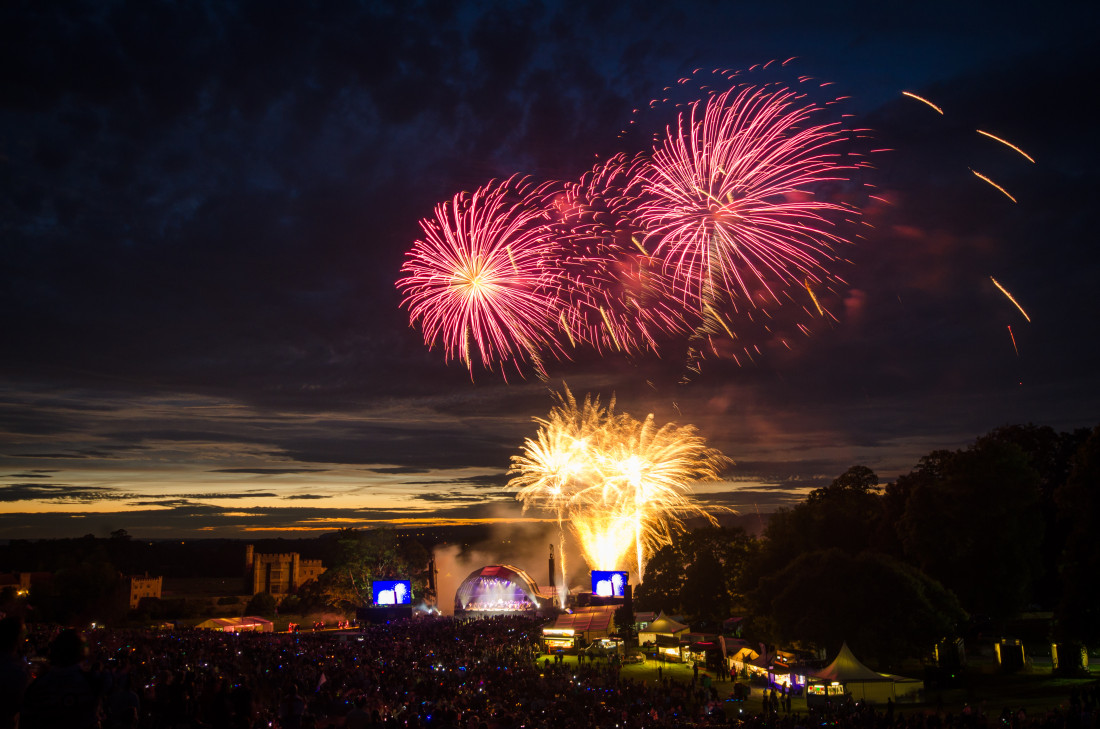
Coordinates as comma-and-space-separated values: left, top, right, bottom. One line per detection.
344, 696, 370, 729
20, 628, 102, 729
281, 683, 307, 729
0, 616, 30, 729
104, 670, 140, 729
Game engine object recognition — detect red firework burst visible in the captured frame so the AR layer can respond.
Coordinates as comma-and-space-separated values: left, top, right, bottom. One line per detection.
397, 176, 563, 378
540, 153, 691, 356
637, 85, 859, 320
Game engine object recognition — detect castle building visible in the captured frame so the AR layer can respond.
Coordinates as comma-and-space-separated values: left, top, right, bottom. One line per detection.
244, 544, 324, 596
122, 574, 163, 609
0, 572, 32, 595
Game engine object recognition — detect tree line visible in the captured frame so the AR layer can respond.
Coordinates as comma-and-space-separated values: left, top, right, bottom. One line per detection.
632, 423, 1100, 669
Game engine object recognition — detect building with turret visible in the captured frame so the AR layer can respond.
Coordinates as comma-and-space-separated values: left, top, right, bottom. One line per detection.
244, 544, 324, 596
121, 573, 163, 609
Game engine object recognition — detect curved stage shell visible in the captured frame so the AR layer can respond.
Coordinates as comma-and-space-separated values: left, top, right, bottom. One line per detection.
454, 564, 545, 618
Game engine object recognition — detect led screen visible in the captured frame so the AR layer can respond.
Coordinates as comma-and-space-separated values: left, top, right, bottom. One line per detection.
591, 570, 628, 598
373, 579, 412, 605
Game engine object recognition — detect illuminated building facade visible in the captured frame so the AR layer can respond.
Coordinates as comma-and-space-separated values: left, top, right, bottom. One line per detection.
122, 574, 163, 609
244, 544, 324, 596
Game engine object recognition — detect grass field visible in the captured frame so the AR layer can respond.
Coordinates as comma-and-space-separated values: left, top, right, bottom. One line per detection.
536, 653, 1099, 716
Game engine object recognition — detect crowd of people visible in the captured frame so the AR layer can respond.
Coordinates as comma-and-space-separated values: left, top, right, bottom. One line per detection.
0, 613, 1097, 729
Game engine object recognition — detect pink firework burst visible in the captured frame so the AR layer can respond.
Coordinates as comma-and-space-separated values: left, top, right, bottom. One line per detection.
397, 176, 563, 378
540, 154, 691, 356
637, 85, 859, 321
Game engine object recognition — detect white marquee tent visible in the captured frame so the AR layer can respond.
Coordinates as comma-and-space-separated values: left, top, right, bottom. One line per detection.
806, 643, 923, 706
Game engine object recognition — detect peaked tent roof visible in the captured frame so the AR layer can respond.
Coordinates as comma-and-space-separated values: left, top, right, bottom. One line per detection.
645, 611, 689, 634
810, 642, 891, 682
548, 605, 617, 633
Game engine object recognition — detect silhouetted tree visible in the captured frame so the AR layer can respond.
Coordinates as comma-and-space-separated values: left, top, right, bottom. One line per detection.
632, 545, 681, 612
896, 437, 1041, 625
681, 548, 728, 626
278, 594, 302, 614
1054, 425, 1100, 648
750, 549, 965, 668
245, 592, 277, 618
633, 526, 756, 623
318, 528, 429, 612
742, 467, 884, 593
981, 424, 1091, 608
37, 559, 123, 625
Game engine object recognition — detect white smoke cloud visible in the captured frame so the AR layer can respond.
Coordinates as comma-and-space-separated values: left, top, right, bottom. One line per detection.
431, 515, 589, 613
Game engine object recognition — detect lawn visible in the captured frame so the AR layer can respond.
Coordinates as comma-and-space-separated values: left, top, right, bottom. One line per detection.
536, 653, 1099, 716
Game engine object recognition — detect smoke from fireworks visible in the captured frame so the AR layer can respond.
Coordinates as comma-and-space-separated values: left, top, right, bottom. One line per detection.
509, 387, 728, 580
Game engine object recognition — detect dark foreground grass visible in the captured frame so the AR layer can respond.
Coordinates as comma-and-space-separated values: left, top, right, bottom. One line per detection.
923, 671, 1099, 714
539, 653, 1099, 716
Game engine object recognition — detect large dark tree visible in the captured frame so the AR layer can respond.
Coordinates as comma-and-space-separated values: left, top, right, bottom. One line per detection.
633, 526, 757, 623
896, 437, 1042, 625
632, 544, 682, 612
742, 466, 884, 594
1054, 425, 1100, 649
244, 591, 277, 618
680, 548, 729, 625
317, 528, 429, 612
980, 424, 1091, 608
35, 557, 123, 626
750, 549, 966, 668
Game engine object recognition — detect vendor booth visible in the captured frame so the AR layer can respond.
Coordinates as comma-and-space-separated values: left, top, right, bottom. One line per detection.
727, 645, 760, 677
638, 611, 689, 646
541, 604, 618, 651
806, 643, 923, 706
655, 633, 684, 662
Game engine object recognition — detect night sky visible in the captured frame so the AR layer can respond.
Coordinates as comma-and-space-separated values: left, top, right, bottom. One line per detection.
2, 0, 1098, 540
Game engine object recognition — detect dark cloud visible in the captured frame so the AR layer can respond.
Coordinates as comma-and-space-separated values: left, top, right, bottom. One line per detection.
411, 491, 514, 503
281, 431, 515, 471
411, 492, 482, 503
698, 490, 810, 509
0, 483, 133, 503
14, 446, 150, 460
210, 468, 329, 475
367, 467, 431, 475
0, 499, 531, 539
403, 473, 512, 489
158, 492, 281, 500
123, 499, 221, 511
